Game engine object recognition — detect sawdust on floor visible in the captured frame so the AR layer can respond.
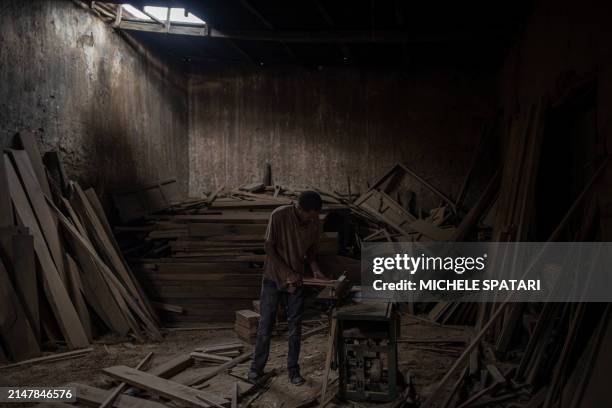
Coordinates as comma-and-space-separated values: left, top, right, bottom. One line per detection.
0, 316, 471, 408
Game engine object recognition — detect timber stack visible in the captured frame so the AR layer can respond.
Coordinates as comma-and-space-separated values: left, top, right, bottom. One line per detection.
0, 133, 161, 364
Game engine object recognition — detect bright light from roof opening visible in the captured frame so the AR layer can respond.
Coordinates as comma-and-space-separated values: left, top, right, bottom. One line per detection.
122, 4, 151, 20
145, 6, 205, 24
121, 4, 205, 25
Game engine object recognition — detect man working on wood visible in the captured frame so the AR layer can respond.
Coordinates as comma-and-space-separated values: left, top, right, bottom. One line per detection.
248, 191, 326, 386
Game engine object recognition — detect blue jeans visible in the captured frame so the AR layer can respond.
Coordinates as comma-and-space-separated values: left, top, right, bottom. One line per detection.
250, 278, 304, 377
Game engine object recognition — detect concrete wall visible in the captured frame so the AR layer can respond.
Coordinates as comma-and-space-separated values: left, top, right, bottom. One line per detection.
188, 68, 496, 202
0, 0, 189, 198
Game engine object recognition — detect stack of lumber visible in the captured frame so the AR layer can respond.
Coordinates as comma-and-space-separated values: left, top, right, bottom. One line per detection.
234, 310, 260, 343
0, 133, 159, 363
412, 99, 612, 408
121, 191, 341, 324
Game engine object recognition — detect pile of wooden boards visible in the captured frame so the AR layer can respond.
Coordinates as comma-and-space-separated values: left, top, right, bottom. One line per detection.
64, 339, 257, 408
0, 133, 159, 364
235, 310, 260, 344
121, 192, 341, 324
411, 99, 612, 408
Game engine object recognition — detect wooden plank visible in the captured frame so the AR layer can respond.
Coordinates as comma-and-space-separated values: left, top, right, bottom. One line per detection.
85, 188, 158, 324
52, 201, 131, 336
359, 189, 453, 240
54, 198, 157, 339
103, 365, 228, 408
74, 185, 158, 326
13, 132, 52, 199
231, 382, 238, 408
61, 197, 88, 237
195, 342, 244, 354
154, 212, 272, 224
187, 223, 267, 237
148, 354, 194, 379
451, 169, 501, 241
11, 232, 39, 341
4, 154, 89, 349
0, 258, 40, 361
65, 254, 93, 341
0, 348, 93, 370
319, 316, 337, 407
0, 150, 13, 226
42, 151, 70, 196
100, 352, 154, 408
67, 232, 131, 336
190, 352, 233, 363
144, 286, 259, 298
8, 149, 66, 281
69, 382, 168, 408
112, 179, 181, 222
188, 351, 252, 386
151, 302, 184, 314
84, 189, 120, 252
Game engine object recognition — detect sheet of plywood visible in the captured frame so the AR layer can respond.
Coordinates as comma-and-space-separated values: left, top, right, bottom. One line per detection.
4, 154, 89, 349
0, 258, 40, 361
103, 365, 228, 408
8, 149, 66, 281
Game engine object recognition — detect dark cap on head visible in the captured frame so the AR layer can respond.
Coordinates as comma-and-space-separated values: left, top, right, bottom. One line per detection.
298, 191, 323, 212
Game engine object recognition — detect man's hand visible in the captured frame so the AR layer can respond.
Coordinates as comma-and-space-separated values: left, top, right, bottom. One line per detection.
286, 271, 302, 293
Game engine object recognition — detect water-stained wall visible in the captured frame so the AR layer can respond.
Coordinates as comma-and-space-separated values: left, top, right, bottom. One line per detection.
0, 0, 189, 198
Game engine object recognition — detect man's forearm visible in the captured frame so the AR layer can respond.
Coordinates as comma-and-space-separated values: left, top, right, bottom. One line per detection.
307, 253, 325, 278
309, 259, 321, 274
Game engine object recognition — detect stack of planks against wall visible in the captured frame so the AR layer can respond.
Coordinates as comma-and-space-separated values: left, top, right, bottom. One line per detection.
119, 185, 345, 324
417, 99, 612, 408
0, 133, 160, 364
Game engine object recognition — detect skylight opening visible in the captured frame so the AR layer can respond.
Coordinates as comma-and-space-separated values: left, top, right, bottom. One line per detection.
121, 4, 206, 25
121, 4, 151, 20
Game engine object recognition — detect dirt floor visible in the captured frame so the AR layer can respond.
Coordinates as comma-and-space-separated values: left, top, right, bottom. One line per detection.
0, 316, 472, 408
